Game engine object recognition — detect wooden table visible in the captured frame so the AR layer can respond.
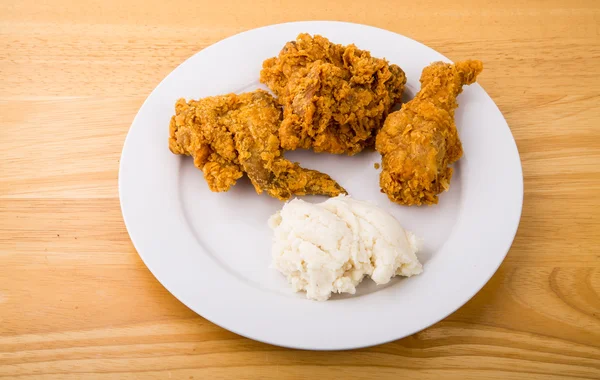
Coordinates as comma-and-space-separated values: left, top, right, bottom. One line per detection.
1, 1, 599, 378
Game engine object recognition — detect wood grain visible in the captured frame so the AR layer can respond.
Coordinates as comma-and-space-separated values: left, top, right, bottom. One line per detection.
1, 0, 599, 378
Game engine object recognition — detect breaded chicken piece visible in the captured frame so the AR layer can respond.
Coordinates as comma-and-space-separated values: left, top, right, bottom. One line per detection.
376, 60, 483, 205
169, 90, 346, 200
260, 33, 406, 155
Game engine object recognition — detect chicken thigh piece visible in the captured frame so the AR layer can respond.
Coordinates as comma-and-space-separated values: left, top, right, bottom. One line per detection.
376, 60, 483, 206
260, 33, 406, 155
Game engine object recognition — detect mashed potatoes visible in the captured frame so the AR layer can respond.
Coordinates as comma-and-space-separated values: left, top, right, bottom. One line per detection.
269, 195, 423, 301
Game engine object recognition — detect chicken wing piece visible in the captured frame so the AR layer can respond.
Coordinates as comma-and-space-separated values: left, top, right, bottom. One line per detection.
376, 60, 483, 206
169, 90, 346, 200
260, 33, 406, 155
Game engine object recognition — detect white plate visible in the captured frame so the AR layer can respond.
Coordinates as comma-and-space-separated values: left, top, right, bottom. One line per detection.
119, 21, 523, 350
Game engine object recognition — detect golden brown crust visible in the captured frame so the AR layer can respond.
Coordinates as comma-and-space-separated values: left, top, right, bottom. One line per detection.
260, 33, 406, 155
376, 60, 483, 206
168, 90, 346, 200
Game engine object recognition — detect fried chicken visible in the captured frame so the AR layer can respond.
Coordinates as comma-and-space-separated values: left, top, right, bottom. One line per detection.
376, 60, 483, 206
169, 90, 347, 200
260, 33, 406, 155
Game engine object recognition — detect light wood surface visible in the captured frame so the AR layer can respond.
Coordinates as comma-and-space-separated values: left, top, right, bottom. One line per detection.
1, 0, 599, 379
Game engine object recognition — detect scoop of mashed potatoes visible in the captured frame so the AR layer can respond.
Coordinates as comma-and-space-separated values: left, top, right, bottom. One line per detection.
269, 195, 423, 301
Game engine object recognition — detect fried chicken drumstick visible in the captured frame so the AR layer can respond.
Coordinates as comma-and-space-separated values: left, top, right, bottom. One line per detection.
260, 33, 406, 155
169, 90, 346, 200
376, 60, 483, 206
